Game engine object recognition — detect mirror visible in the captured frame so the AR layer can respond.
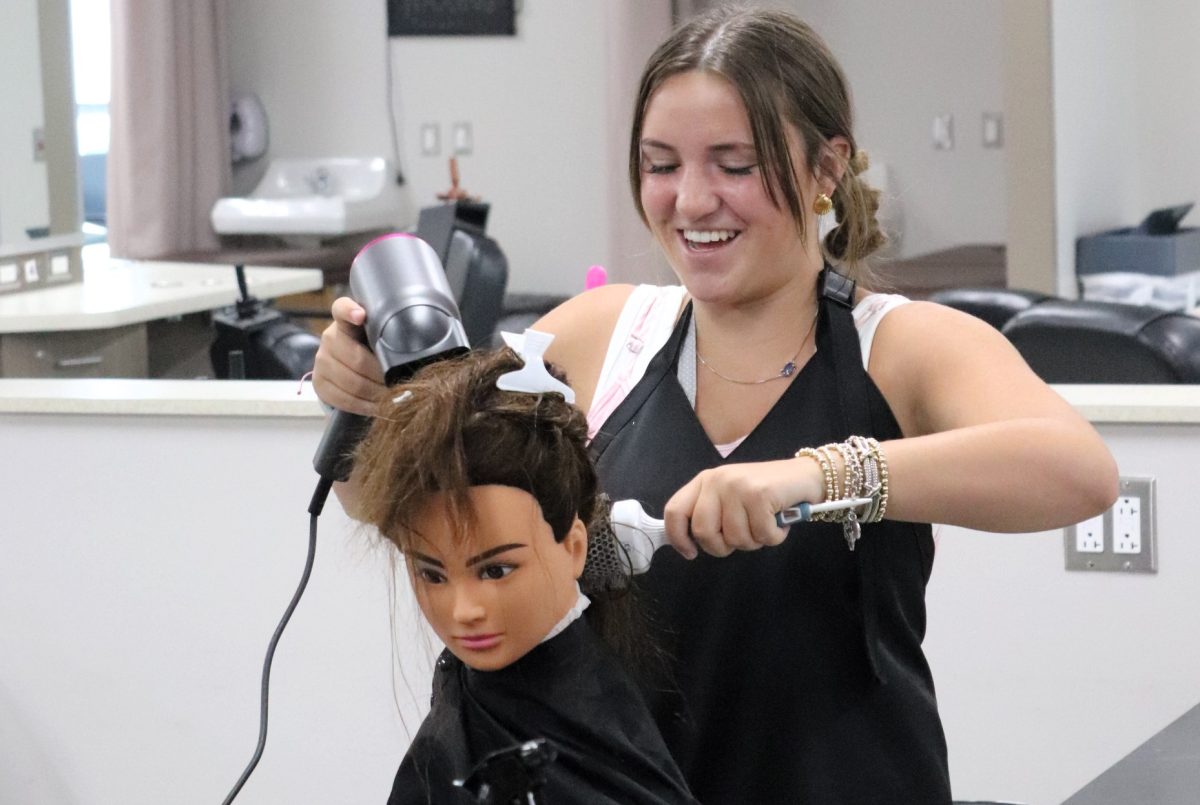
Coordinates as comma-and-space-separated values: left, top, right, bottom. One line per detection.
0, 0, 54, 245
0, 0, 80, 249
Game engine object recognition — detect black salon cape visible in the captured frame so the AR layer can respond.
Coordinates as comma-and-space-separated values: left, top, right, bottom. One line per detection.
387, 618, 697, 804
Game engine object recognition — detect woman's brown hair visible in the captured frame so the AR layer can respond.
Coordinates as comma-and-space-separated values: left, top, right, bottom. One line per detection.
628, 5, 886, 274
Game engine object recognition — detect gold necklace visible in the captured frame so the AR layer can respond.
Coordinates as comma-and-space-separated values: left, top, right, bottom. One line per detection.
696, 306, 820, 385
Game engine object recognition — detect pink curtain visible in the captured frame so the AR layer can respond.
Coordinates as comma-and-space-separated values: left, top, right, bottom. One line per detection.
107, 0, 230, 258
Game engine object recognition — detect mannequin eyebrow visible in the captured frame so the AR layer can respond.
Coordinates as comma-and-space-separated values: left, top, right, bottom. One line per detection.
465, 544, 525, 567
408, 543, 526, 569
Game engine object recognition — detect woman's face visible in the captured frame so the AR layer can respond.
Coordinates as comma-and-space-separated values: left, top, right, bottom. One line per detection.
405, 485, 587, 672
638, 70, 827, 306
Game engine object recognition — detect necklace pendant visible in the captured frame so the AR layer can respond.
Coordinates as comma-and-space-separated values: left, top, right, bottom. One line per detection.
780, 361, 796, 378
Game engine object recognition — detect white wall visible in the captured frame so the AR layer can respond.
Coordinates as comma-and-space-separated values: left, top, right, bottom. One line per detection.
926, 421, 1200, 804
0, 413, 431, 804
0, 0, 51, 245
785, 0, 1007, 259
228, 0, 672, 296
227, 0, 1010, 291
1050, 1, 1200, 295
5, 401, 1200, 804
1136, 5, 1200, 218
1051, 0, 1143, 297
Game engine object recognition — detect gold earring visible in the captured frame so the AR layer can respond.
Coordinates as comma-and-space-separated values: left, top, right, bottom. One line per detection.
813, 193, 833, 216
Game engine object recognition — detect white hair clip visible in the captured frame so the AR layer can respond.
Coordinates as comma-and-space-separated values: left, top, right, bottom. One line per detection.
496, 329, 576, 403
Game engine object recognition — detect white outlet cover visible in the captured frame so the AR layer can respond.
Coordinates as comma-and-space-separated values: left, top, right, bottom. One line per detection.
1064, 476, 1156, 572
1113, 495, 1142, 554
1076, 514, 1105, 553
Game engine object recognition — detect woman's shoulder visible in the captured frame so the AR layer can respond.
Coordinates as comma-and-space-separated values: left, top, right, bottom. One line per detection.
536, 284, 685, 412
541, 284, 683, 327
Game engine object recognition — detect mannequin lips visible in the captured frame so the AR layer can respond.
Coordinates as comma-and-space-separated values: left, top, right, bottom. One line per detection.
457, 634, 502, 650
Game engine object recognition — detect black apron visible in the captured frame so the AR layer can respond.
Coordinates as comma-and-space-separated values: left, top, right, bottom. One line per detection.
590, 270, 951, 804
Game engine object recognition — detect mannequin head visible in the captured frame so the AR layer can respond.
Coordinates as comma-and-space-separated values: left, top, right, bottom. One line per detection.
353, 348, 599, 670
406, 484, 586, 670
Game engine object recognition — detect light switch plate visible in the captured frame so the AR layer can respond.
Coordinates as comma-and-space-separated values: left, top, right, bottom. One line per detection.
932, 114, 954, 150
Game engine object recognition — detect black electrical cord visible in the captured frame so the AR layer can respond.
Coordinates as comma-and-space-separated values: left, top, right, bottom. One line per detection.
222, 477, 331, 804
383, 24, 405, 185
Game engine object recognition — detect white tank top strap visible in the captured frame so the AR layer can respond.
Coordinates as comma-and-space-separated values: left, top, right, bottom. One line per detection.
586, 285, 688, 440
853, 292, 910, 369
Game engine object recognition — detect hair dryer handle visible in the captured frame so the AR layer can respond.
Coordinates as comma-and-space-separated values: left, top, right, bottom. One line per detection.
312, 408, 373, 482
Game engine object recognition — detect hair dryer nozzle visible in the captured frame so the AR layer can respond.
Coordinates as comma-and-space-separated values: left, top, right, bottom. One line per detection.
352, 235, 470, 377
312, 234, 471, 485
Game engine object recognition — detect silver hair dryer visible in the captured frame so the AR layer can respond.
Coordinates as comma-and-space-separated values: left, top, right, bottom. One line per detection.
311, 234, 469, 490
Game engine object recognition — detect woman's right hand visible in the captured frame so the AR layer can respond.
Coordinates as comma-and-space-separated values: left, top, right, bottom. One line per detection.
312, 296, 386, 416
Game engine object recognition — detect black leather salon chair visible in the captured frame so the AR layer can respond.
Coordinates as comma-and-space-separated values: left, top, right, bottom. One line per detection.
415, 201, 509, 349
928, 287, 1055, 330
1001, 299, 1200, 383
210, 314, 319, 380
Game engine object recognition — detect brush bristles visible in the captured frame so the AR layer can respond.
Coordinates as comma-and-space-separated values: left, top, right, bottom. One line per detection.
582, 494, 634, 594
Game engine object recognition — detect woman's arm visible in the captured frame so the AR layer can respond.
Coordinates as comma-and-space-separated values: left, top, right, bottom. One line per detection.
663, 301, 1119, 555
866, 300, 1118, 532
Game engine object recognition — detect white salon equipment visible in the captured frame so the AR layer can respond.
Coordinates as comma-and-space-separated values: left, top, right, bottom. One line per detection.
211, 157, 412, 239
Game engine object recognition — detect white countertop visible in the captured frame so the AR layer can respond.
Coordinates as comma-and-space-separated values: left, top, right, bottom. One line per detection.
0, 244, 323, 333
0, 378, 325, 417
1, 379, 1199, 423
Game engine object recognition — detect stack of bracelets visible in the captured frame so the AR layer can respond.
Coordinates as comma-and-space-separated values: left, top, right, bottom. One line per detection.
794, 435, 889, 550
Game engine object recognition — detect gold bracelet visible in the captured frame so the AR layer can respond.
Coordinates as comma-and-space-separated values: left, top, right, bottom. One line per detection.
815, 445, 841, 519
794, 448, 833, 511
874, 438, 889, 521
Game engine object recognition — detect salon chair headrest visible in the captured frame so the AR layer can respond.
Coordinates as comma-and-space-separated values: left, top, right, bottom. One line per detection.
928, 287, 1055, 330
1001, 299, 1200, 383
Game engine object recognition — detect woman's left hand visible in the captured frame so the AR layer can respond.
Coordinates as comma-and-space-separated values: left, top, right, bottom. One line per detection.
662, 456, 823, 559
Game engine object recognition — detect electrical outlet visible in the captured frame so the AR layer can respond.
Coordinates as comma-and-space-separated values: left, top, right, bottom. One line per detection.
1075, 513, 1105, 553
1113, 494, 1141, 554
1064, 476, 1156, 573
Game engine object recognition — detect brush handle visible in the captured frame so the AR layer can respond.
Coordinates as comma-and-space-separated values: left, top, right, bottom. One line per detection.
774, 496, 874, 527
609, 499, 667, 575
610, 496, 874, 573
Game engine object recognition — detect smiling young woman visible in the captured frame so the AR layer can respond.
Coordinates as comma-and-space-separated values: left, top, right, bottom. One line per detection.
315, 6, 1117, 803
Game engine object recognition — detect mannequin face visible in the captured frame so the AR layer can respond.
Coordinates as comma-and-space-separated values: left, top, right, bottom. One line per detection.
406, 485, 588, 672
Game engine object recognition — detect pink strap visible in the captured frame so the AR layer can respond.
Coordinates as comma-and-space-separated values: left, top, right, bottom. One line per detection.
586, 291, 661, 440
